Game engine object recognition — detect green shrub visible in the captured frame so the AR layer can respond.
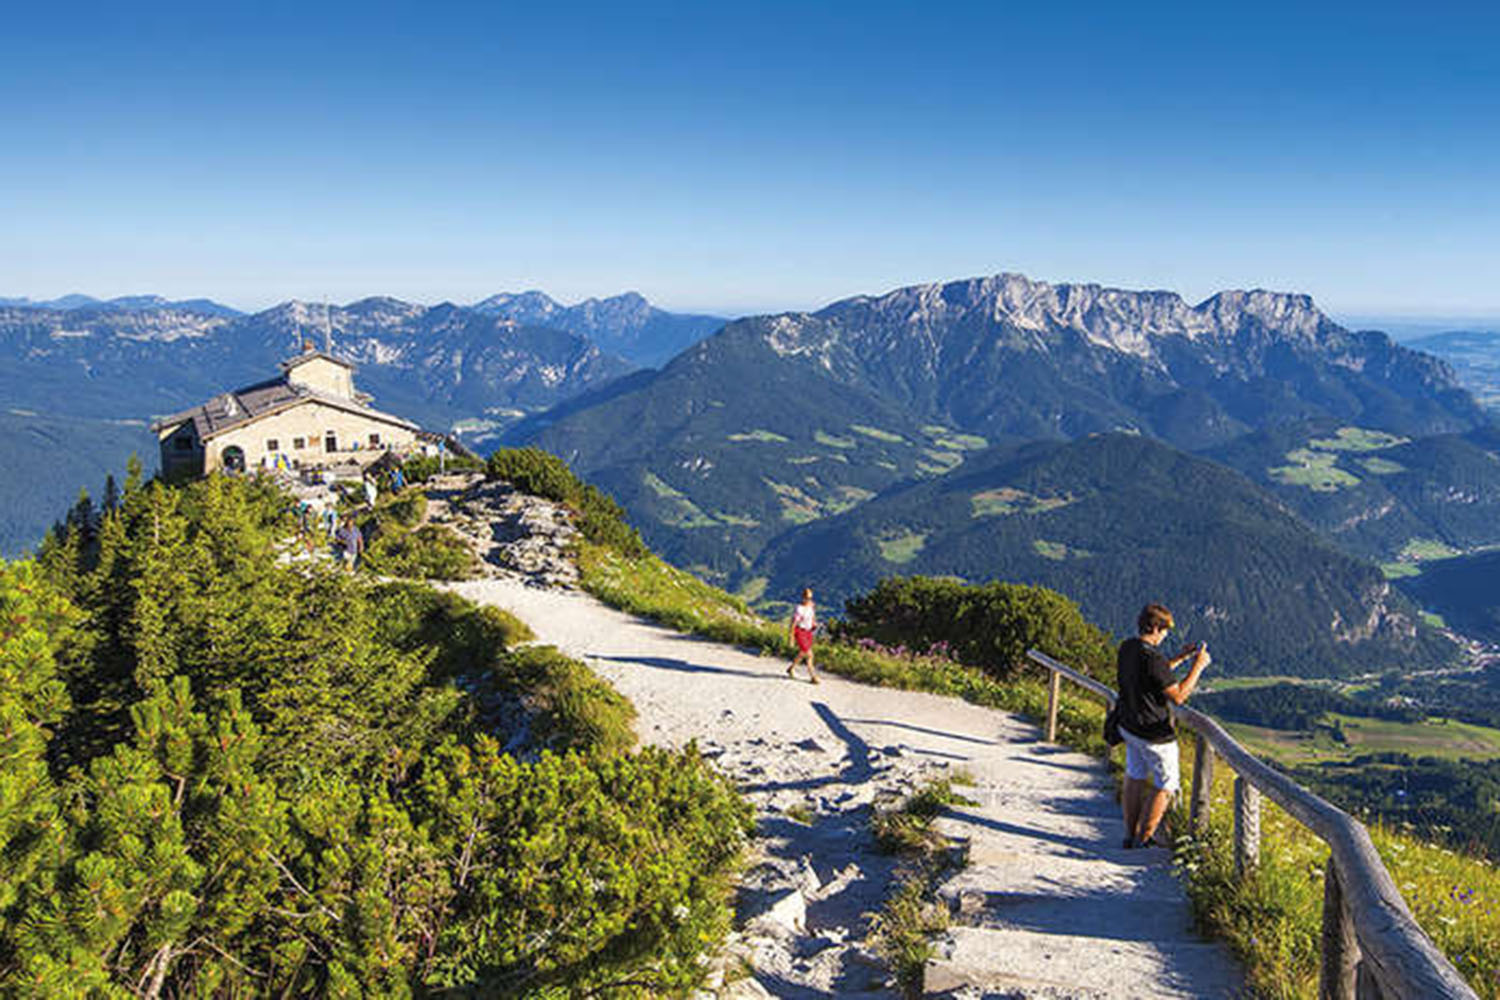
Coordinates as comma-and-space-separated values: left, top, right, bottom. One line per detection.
363, 523, 477, 580
380, 490, 427, 528
415, 739, 753, 996
400, 452, 483, 483
839, 575, 1115, 681
872, 778, 973, 855
487, 447, 648, 557
9, 472, 750, 997
504, 644, 638, 755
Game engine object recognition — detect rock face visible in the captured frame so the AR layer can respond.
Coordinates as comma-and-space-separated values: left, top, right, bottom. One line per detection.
423, 472, 580, 588
472, 289, 725, 367
718, 272, 1482, 446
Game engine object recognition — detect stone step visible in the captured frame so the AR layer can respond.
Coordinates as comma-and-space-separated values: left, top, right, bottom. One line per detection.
940, 853, 1185, 911
953, 890, 1200, 944
925, 926, 1244, 999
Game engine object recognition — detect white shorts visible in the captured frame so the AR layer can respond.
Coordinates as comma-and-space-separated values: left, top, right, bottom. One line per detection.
1121, 727, 1180, 793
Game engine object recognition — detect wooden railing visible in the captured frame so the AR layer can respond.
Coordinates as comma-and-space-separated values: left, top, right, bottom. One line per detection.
1028, 648, 1478, 1000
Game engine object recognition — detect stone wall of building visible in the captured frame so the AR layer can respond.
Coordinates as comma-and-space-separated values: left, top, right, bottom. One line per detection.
205, 400, 419, 473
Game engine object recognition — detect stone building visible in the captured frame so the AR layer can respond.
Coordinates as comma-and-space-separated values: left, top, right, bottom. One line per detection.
152, 347, 433, 479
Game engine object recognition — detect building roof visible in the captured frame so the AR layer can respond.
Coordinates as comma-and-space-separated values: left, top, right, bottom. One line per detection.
152, 376, 420, 442
280, 350, 355, 374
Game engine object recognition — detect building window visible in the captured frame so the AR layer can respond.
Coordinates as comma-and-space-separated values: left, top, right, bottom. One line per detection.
266, 438, 280, 452
293, 437, 305, 450
325, 432, 338, 452
368, 433, 381, 447
174, 437, 193, 451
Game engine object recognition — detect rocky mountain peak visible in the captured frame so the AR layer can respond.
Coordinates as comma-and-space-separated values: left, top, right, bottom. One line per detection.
471, 290, 564, 321
803, 272, 1339, 358
1195, 289, 1327, 340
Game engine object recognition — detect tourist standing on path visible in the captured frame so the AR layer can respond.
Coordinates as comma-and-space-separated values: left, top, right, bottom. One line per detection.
335, 515, 364, 570
786, 587, 819, 684
1116, 603, 1211, 849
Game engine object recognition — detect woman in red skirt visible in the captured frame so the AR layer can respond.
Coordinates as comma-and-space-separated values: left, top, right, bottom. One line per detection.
786, 587, 819, 684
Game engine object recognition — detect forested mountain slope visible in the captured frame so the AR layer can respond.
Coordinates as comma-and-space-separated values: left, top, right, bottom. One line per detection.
749, 433, 1452, 675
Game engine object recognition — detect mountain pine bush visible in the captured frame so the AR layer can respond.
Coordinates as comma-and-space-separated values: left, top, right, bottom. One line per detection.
839, 575, 1115, 680
0, 472, 748, 996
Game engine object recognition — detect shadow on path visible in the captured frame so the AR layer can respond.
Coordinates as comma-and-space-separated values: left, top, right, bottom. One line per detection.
592, 654, 778, 682
944, 807, 1122, 860
739, 702, 877, 794
839, 717, 1000, 746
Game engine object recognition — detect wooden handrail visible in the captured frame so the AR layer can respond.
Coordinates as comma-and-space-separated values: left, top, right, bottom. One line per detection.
1027, 648, 1478, 1000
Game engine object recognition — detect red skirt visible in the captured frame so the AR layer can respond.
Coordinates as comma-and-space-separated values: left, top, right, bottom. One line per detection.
794, 626, 815, 653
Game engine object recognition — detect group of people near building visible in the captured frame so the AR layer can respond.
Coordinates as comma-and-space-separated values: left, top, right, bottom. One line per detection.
290, 463, 409, 570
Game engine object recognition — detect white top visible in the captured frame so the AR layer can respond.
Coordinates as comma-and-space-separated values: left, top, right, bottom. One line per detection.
793, 602, 816, 631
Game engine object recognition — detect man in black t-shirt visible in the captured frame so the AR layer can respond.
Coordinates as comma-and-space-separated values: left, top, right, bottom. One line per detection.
1117, 603, 1211, 849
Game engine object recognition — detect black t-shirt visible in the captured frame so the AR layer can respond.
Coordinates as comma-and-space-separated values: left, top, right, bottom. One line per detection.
1116, 636, 1177, 744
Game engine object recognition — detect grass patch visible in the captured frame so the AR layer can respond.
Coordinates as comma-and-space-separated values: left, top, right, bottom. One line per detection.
872, 778, 976, 855
934, 433, 989, 451
869, 876, 949, 1000
642, 472, 719, 528
736, 576, 769, 604
1382, 562, 1423, 579
815, 430, 856, 449
1359, 456, 1407, 475
1269, 449, 1362, 491
785, 802, 814, 825
827, 485, 876, 514
868, 779, 974, 998
506, 644, 638, 754
1422, 611, 1449, 629
1308, 427, 1410, 452
851, 423, 907, 444
1033, 538, 1092, 561
1400, 538, 1463, 562
877, 529, 928, 564
920, 448, 965, 472
1224, 713, 1500, 767
727, 429, 790, 443
970, 487, 1076, 517
1175, 753, 1500, 999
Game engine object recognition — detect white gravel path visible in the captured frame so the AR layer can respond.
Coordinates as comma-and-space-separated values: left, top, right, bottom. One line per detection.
445, 578, 1245, 999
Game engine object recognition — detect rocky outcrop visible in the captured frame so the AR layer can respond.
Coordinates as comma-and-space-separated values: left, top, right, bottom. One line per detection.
423, 472, 580, 588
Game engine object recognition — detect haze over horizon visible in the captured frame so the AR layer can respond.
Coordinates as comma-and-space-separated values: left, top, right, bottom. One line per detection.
4, 2, 1498, 317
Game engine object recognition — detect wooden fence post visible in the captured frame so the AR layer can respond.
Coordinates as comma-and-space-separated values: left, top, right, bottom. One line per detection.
1045, 669, 1061, 743
1234, 776, 1261, 875
1190, 733, 1214, 834
1320, 855, 1359, 1000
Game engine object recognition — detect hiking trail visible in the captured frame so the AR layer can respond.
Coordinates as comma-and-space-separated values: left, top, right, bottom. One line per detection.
446, 576, 1247, 999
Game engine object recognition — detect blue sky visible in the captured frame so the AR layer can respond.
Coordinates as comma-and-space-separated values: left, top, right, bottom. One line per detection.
3, 1, 1498, 317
